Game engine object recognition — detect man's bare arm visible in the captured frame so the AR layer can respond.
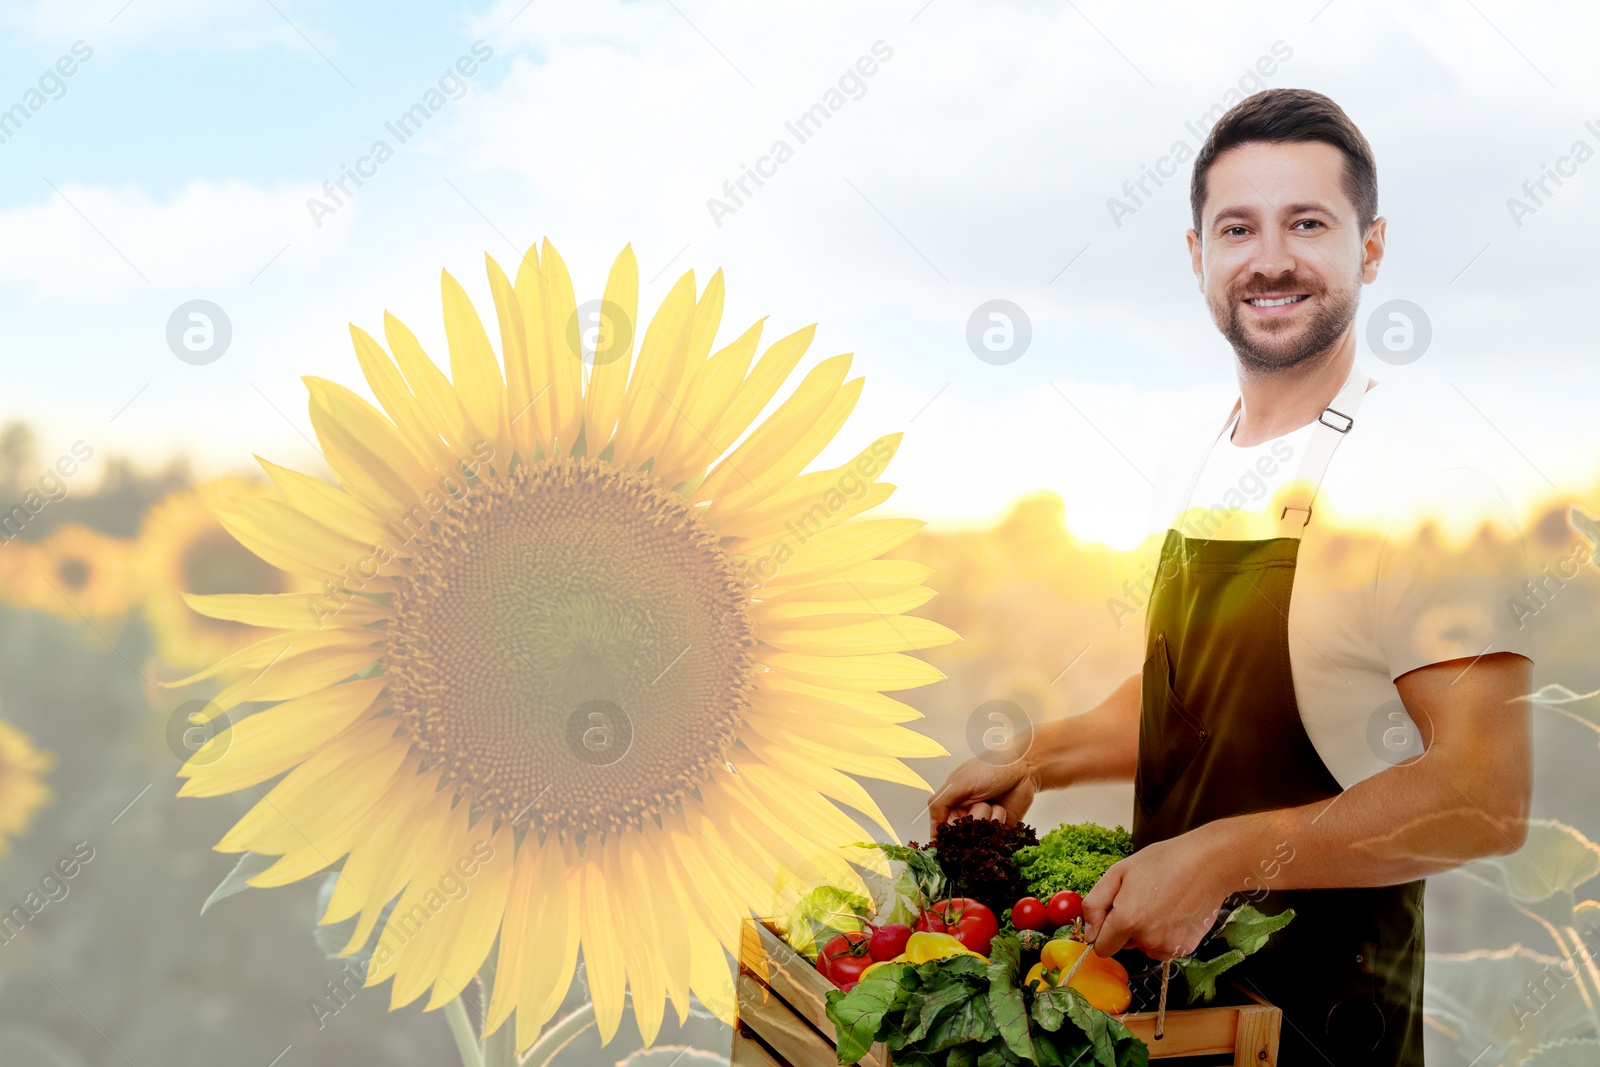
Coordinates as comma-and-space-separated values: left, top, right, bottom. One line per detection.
1026, 670, 1143, 790
1206, 651, 1533, 891
1083, 652, 1533, 959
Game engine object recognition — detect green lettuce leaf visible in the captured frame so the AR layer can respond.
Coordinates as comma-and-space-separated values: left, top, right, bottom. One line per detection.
782, 883, 873, 961
853, 840, 946, 906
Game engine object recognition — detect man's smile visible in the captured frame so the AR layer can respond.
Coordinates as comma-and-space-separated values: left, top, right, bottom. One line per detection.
1243, 292, 1312, 316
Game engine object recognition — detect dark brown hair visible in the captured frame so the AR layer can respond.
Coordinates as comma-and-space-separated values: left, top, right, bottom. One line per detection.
1190, 88, 1378, 238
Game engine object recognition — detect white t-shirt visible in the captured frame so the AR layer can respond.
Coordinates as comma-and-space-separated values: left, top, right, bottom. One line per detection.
1145, 368, 1537, 788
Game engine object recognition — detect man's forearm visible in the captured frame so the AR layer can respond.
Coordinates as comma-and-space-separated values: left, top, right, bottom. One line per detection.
1202, 654, 1533, 895
1026, 671, 1141, 791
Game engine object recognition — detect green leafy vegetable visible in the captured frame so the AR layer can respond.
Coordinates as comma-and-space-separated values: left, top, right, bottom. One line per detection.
779, 883, 873, 962
1217, 903, 1295, 955
1174, 949, 1247, 1004
1014, 823, 1134, 898
1059, 986, 1147, 1067
825, 931, 1147, 1067
931, 815, 1040, 919
1171, 903, 1296, 1004
852, 840, 946, 908
985, 935, 1035, 1062
824, 965, 915, 1065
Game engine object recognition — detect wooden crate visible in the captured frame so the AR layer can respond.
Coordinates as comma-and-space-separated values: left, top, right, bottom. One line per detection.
734, 917, 1281, 1067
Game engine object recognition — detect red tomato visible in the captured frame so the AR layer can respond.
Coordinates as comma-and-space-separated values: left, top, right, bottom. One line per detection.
828, 952, 874, 991
819, 929, 873, 986
915, 898, 999, 957
869, 923, 912, 961
1011, 896, 1048, 932
1045, 890, 1083, 928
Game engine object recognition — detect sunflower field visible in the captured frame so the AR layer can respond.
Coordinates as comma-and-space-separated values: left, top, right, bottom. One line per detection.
0, 244, 1597, 1067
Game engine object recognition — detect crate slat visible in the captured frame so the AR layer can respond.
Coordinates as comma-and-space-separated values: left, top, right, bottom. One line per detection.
1231, 1005, 1280, 1066
740, 918, 847, 1037
1120, 1003, 1239, 1058
736, 972, 856, 1067
732, 1029, 788, 1067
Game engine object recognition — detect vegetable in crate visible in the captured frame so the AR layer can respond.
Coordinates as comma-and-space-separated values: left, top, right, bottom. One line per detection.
824, 931, 1148, 1067
1171, 902, 1297, 1004
1015, 822, 1134, 898
926, 813, 1039, 918
913, 897, 999, 957
1024, 938, 1131, 1014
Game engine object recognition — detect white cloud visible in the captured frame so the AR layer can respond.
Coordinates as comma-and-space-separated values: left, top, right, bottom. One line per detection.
0, 178, 348, 296
5, 0, 1598, 534
2, 0, 315, 51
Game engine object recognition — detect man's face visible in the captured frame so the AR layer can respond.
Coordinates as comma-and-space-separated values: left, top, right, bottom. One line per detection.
1187, 140, 1384, 374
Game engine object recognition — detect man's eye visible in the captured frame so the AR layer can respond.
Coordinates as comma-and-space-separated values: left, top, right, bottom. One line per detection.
1295, 219, 1324, 231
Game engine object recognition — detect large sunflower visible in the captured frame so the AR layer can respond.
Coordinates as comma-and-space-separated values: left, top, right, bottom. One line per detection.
0, 719, 55, 855
172, 240, 955, 1053
19, 524, 136, 623
138, 479, 304, 670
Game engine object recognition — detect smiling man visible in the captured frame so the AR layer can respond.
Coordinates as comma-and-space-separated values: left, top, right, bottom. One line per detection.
930, 89, 1535, 1064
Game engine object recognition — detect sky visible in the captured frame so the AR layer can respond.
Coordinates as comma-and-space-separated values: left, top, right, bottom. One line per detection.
2, 0, 1597, 549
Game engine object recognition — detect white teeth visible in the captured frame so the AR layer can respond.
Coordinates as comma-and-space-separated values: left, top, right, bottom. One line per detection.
1247, 295, 1307, 307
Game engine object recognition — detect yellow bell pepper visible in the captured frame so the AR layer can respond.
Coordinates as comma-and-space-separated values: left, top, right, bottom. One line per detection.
904, 931, 985, 964
1024, 939, 1132, 1014
855, 931, 986, 982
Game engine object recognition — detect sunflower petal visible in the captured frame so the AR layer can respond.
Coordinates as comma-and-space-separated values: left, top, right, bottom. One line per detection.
181, 590, 388, 631
486, 253, 536, 464
709, 375, 864, 516
736, 732, 897, 838
633, 269, 724, 465
611, 271, 696, 466
760, 615, 960, 656
537, 239, 586, 450
511, 835, 582, 1051
763, 649, 945, 691
581, 245, 639, 456
749, 518, 925, 588
207, 645, 383, 713
426, 821, 514, 1010
349, 324, 460, 474
696, 354, 850, 505
384, 311, 474, 457
699, 325, 815, 465
179, 678, 387, 795
441, 269, 512, 468
579, 847, 630, 1045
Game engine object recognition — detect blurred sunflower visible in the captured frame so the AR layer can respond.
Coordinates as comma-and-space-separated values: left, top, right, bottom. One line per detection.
138, 480, 303, 670
18, 524, 136, 623
0, 719, 55, 855
0, 539, 28, 606
171, 240, 955, 1054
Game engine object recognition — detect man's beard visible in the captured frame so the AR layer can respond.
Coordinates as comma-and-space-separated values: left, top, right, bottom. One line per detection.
1210, 273, 1360, 374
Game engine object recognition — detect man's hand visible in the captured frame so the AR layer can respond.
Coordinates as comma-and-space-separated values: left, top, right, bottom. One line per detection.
1080, 825, 1237, 960
925, 672, 1144, 839
926, 754, 1039, 838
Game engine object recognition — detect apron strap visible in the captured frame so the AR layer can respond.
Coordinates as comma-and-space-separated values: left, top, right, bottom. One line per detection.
1174, 359, 1371, 539
1275, 359, 1369, 538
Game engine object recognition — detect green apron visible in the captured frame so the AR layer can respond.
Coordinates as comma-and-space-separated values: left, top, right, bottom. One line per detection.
1131, 362, 1425, 1065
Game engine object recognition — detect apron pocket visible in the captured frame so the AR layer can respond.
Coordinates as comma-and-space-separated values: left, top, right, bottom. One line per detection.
1136, 631, 1208, 819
